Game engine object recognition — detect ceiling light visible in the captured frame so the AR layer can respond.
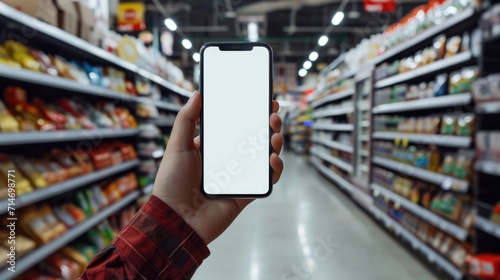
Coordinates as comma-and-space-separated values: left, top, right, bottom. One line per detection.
331, 11, 345, 26
318, 35, 328, 47
164, 18, 177, 31
193, 52, 200, 62
182, 39, 192, 49
298, 69, 307, 77
303, 61, 312, 70
309, 51, 318, 62
248, 22, 259, 42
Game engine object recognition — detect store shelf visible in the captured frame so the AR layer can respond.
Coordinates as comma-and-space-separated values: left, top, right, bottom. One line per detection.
139, 149, 165, 159
311, 137, 353, 153
372, 93, 472, 114
311, 157, 354, 193
475, 216, 500, 239
360, 150, 369, 157
0, 129, 139, 146
370, 206, 463, 280
360, 135, 370, 141
0, 3, 191, 98
361, 121, 370, 128
311, 89, 355, 108
351, 185, 373, 210
0, 65, 137, 102
372, 8, 475, 65
372, 132, 472, 148
148, 118, 176, 127
312, 107, 354, 118
310, 147, 353, 172
360, 165, 369, 172
475, 160, 500, 176
0, 160, 140, 215
312, 123, 354, 131
372, 157, 469, 192
137, 98, 183, 112
0, 190, 140, 279
375, 51, 473, 89
476, 101, 500, 114
371, 184, 468, 241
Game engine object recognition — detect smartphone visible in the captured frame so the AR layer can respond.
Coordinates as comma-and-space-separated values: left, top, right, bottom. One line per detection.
200, 42, 273, 198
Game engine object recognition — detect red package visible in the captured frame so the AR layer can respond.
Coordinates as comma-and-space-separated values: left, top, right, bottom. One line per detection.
467, 253, 500, 280
38, 253, 80, 280
34, 98, 67, 130
56, 99, 96, 130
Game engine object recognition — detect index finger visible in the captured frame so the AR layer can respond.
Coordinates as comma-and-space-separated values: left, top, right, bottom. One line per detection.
272, 100, 279, 113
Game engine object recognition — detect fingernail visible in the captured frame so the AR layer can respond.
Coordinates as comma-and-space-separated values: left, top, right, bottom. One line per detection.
186, 91, 197, 104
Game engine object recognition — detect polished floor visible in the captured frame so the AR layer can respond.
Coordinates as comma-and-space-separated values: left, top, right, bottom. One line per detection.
193, 153, 438, 280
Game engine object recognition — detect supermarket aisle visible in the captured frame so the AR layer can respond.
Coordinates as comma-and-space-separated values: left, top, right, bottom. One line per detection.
193, 153, 437, 280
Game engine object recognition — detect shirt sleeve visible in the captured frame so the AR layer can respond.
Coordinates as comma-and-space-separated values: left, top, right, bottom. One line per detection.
79, 195, 211, 280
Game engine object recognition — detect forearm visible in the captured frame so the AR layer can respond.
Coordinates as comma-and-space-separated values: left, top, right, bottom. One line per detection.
79, 195, 210, 280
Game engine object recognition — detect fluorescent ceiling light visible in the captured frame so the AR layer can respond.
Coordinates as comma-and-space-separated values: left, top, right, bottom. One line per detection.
298, 69, 307, 77
182, 39, 192, 49
193, 52, 200, 62
331, 11, 345, 26
303, 61, 312, 70
164, 18, 177, 31
309, 51, 318, 62
318, 35, 328, 46
248, 22, 259, 42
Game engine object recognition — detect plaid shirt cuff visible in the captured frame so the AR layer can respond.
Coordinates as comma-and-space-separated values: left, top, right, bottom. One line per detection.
112, 195, 211, 279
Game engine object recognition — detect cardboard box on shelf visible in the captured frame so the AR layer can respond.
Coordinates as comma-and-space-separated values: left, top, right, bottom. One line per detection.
2, 0, 58, 26
73, 0, 95, 41
53, 0, 78, 36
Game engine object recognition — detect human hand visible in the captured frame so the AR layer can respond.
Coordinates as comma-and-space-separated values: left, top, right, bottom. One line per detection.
152, 92, 284, 245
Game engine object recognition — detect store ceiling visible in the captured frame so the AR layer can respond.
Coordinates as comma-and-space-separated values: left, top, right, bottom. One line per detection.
143, 0, 426, 73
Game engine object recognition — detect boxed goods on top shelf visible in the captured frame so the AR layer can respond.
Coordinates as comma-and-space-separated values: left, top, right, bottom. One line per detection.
374, 113, 475, 137
481, 4, 500, 41
374, 141, 475, 182
374, 32, 476, 82
0, 86, 137, 133
373, 167, 474, 228
377, 0, 478, 56
0, 141, 137, 198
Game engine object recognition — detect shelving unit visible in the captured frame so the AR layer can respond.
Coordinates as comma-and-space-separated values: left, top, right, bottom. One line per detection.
310, 147, 353, 172
475, 216, 500, 239
475, 161, 500, 177
371, 132, 472, 148
311, 157, 354, 193
311, 137, 353, 153
371, 184, 468, 240
372, 157, 469, 192
0, 160, 140, 215
311, 123, 353, 131
0, 3, 192, 276
0, 129, 139, 146
370, 206, 464, 280
372, 93, 472, 114
375, 51, 473, 89
0, 190, 140, 279
311, 88, 354, 108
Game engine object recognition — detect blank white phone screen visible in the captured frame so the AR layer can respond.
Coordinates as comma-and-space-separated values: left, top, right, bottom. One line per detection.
202, 46, 270, 196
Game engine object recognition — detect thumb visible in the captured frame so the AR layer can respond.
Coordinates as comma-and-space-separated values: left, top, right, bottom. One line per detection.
167, 92, 201, 153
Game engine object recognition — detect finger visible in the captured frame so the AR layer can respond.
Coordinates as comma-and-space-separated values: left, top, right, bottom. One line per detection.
270, 113, 281, 133
272, 100, 279, 113
167, 92, 201, 152
271, 133, 283, 155
194, 136, 200, 149
270, 153, 284, 184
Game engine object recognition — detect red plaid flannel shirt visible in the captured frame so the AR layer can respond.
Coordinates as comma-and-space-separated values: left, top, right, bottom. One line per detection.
79, 195, 210, 280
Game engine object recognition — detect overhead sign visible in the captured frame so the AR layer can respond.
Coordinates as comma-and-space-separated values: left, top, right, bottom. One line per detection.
364, 0, 396, 12
117, 2, 145, 32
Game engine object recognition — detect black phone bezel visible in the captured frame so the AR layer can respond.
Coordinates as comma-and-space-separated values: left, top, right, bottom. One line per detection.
199, 42, 274, 199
